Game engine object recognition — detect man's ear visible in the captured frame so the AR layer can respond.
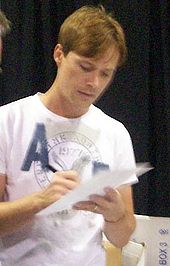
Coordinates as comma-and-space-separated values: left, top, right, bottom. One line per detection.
53, 44, 64, 65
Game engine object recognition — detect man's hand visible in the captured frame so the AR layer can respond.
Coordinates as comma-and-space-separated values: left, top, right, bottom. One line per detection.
73, 185, 136, 248
39, 170, 80, 209
73, 186, 125, 222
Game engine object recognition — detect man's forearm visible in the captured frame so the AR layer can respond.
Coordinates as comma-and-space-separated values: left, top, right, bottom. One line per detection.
0, 170, 80, 237
103, 211, 136, 248
0, 192, 43, 237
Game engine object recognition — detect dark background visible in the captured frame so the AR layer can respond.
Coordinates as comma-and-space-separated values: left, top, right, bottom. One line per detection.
1, 0, 169, 217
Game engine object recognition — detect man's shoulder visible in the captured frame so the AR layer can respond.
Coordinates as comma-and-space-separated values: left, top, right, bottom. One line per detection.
92, 105, 125, 128
0, 94, 36, 111
0, 94, 37, 121
90, 105, 131, 141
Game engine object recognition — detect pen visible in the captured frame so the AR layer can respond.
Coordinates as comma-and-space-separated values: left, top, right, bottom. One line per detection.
46, 155, 91, 174
46, 164, 57, 173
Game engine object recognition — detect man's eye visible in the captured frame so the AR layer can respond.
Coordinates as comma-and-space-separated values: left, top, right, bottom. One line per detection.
80, 64, 91, 72
102, 72, 109, 78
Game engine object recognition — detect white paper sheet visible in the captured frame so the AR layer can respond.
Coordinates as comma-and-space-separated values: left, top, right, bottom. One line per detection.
38, 163, 153, 215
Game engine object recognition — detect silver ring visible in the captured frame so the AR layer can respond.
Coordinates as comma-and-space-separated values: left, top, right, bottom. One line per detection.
93, 205, 98, 211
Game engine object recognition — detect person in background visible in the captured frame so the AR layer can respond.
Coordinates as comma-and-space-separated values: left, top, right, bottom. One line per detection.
0, 5, 137, 265
0, 10, 10, 73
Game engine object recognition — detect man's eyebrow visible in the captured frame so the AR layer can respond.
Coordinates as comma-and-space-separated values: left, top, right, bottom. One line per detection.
104, 68, 116, 73
78, 59, 94, 66
78, 59, 115, 72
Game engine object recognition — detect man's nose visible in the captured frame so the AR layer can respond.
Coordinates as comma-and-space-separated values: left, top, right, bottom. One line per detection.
87, 71, 100, 88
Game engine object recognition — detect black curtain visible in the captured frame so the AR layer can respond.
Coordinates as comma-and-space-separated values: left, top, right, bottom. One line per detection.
1, 0, 169, 217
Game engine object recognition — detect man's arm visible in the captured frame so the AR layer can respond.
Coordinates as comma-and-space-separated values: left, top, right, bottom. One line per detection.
0, 171, 79, 237
74, 185, 136, 248
102, 186, 136, 247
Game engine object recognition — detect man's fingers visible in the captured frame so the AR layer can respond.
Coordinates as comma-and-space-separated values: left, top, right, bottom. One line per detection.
53, 170, 80, 181
73, 201, 103, 214
52, 176, 79, 190
104, 187, 120, 202
51, 170, 80, 189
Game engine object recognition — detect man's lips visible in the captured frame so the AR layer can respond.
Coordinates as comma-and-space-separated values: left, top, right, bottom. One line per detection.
77, 90, 95, 98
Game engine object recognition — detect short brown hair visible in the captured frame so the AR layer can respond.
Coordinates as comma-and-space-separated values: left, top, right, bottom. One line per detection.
0, 10, 11, 36
58, 6, 127, 67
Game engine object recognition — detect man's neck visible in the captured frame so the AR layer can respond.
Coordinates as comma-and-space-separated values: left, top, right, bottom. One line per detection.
39, 89, 89, 119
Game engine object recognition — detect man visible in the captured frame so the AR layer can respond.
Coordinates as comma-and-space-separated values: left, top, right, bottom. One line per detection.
0, 10, 10, 72
0, 6, 137, 265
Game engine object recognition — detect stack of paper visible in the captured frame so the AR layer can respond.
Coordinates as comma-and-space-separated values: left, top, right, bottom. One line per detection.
38, 163, 153, 215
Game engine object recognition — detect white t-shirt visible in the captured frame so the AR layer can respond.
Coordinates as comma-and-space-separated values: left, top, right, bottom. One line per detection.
0, 93, 137, 265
